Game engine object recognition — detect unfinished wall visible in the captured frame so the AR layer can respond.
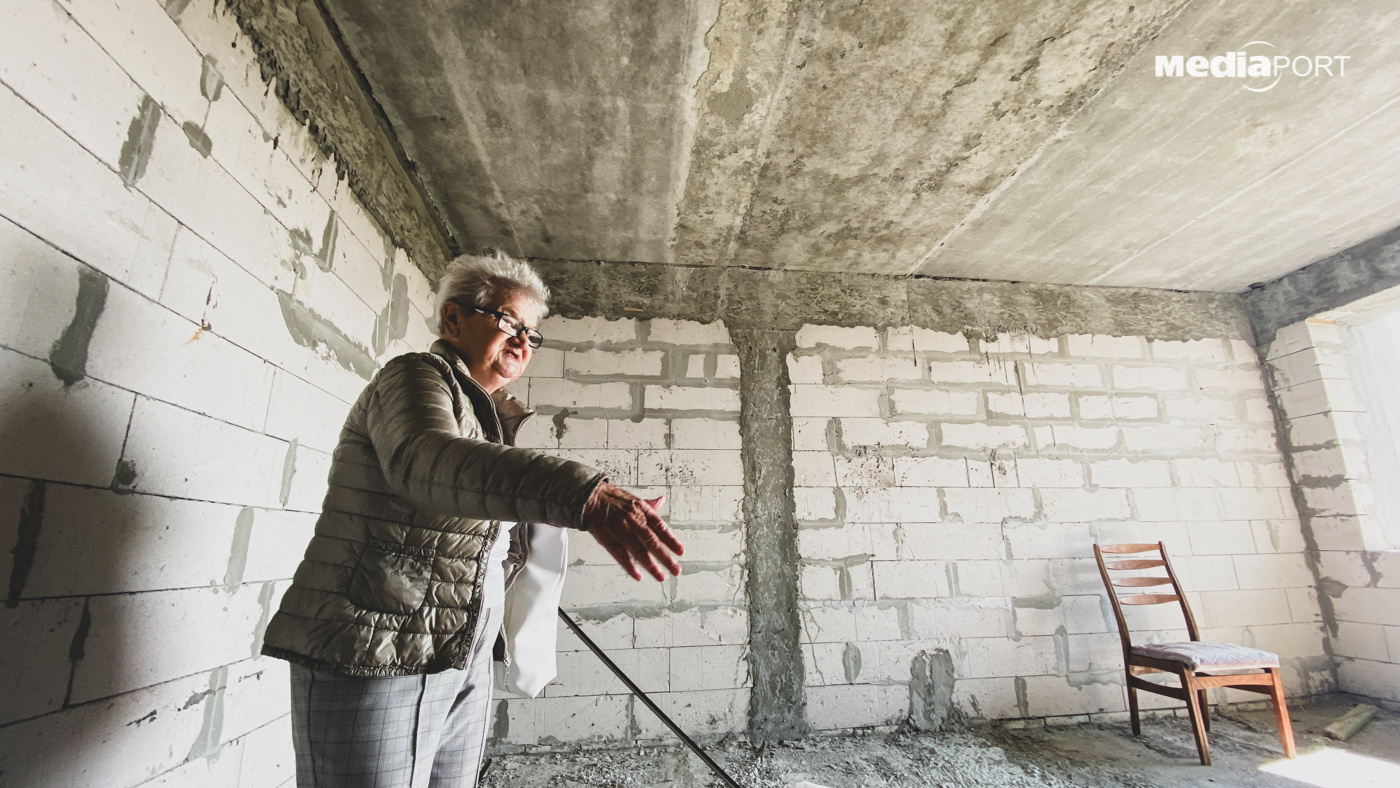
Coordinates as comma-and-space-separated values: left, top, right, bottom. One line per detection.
468, 258, 1338, 748
491, 316, 750, 747
789, 325, 1329, 730
1245, 223, 1400, 707
0, 1, 435, 785
1261, 319, 1400, 704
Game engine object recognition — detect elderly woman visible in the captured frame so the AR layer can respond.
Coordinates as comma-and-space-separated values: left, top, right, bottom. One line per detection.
261, 252, 682, 787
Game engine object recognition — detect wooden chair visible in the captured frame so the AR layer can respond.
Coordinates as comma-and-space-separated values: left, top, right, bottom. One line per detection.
1094, 542, 1297, 765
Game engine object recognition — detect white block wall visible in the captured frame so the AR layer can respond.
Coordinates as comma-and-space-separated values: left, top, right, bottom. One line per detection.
494, 317, 749, 748
790, 325, 1329, 728
1263, 319, 1400, 703
0, 1, 435, 785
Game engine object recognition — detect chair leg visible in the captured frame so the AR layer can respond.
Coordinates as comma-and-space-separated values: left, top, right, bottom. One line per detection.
1182, 671, 1212, 766
1128, 678, 1141, 736
1199, 689, 1211, 732
1266, 668, 1297, 759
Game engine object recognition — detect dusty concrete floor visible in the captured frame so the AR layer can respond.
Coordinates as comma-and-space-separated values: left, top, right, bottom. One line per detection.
481, 694, 1399, 787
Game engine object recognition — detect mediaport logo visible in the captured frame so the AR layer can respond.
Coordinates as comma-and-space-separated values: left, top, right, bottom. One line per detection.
1155, 41, 1350, 92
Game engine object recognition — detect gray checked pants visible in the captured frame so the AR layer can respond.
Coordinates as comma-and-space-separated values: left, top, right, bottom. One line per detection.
289, 606, 502, 788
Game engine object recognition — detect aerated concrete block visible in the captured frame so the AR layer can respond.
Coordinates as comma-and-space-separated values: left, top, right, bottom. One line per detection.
0, 599, 85, 725
1022, 362, 1103, 388
1041, 489, 1131, 521
1066, 334, 1144, 359
796, 324, 878, 350
86, 282, 276, 431
911, 327, 970, 354
647, 318, 730, 345
1088, 458, 1171, 488
0, 350, 136, 488
941, 423, 1029, 450
70, 583, 275, 703
539, 315, 637, 345
645, 384, 740, 411
237, 714, 296, 788
0, 0, 147, 169
0, 219, 84, 358
116, 396, 287, 507
893, 456, 969, 487
943, 488, 1036, 523
805, 683, 906, 730
1149, 338, 1231, 363
981, 333, 1060, 356
0, 669, 213, 788
66, 0, 210, 127
528, 379, 632, 410
889, 388, 980, 416
1111, 365, 1189, 391
0, 86, 180, 288
899, 523, 1005, 561
631, 689, 749, 739
24, 486, 242, 596
837, 355, 924, 382
566, 348, 665, 377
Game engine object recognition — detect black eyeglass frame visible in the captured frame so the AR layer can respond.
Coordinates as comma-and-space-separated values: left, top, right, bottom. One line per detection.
457, 302, 545, 348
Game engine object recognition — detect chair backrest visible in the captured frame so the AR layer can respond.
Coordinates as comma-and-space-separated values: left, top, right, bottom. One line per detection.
1094, 542, 1200, 656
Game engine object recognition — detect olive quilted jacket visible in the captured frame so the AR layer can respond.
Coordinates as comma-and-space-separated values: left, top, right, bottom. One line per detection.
261, 340, 604, 676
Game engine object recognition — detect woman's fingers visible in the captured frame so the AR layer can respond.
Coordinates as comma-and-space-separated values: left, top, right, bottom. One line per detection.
649, 518, 686, 558
597, 535, 641, 581
584, 483, 685, 580
628, 499, 683, 574
614, 502, 672, 581
636, 495, 685, 557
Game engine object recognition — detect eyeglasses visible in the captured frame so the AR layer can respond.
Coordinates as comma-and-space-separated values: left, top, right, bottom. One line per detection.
463, 304, 544, 348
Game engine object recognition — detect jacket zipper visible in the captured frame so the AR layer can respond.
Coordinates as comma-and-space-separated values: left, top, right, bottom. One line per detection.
450, 359, 536, 669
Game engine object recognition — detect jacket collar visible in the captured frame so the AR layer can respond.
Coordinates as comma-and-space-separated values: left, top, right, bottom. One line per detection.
430, 339, 534, 445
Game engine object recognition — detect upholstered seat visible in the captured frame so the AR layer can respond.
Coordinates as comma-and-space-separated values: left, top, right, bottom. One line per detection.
1130, 642, 1281, 672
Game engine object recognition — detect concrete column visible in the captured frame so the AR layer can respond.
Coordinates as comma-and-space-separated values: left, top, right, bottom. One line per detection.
732, 328, 810, 741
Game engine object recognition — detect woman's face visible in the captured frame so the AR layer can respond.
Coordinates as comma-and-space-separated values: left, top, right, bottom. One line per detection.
440, 291, 539, 393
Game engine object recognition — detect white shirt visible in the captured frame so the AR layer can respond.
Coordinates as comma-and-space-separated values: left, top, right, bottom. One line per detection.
483, 521, 515, 609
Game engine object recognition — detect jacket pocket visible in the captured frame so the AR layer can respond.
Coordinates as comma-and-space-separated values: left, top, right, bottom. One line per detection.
347, 539, 435, 615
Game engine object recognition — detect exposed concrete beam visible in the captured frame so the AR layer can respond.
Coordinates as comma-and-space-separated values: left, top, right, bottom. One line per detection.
222, 0, 455, 278
532, 259, 1253, 341
1245, 225, 1400, 347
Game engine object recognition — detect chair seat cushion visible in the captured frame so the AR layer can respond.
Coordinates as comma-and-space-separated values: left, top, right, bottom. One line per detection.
1130, 641, 1280, 671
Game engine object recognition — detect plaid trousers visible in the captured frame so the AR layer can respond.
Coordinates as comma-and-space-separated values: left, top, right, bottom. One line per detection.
289, 606, 501, 788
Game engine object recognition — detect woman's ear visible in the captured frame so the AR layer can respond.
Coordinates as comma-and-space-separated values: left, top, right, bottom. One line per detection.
440, 300, 463, 341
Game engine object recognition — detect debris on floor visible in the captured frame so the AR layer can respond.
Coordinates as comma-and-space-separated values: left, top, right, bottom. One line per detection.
1323, 703, 1378, 741
482, 694, 1399, 788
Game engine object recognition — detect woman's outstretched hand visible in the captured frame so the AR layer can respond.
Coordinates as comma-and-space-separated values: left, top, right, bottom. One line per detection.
582, 482, 684, 581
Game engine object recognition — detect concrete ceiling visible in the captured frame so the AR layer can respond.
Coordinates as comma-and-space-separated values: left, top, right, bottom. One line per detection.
320, 0, 1400, 292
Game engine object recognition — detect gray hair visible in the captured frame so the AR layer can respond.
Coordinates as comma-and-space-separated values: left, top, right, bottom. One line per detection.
433, 251, 550, 336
